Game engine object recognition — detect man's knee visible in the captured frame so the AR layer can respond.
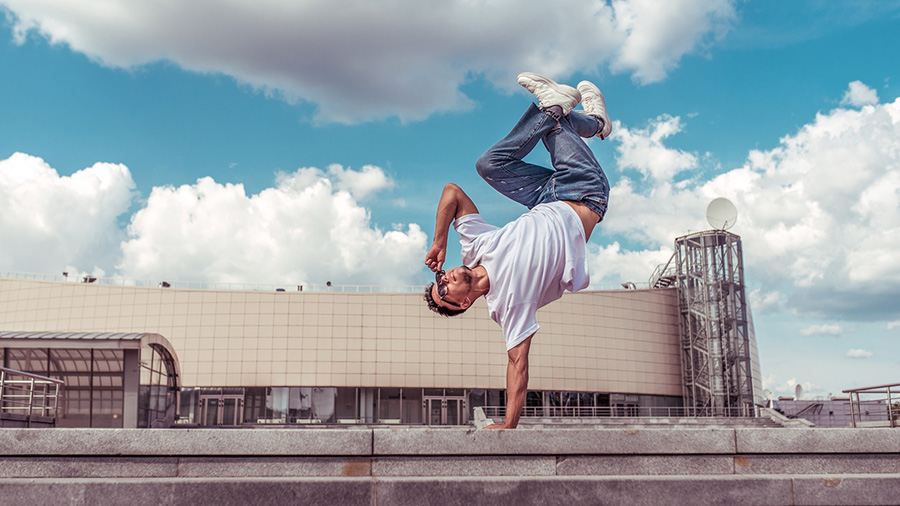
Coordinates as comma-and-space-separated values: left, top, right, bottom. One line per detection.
475, 150, 495, 181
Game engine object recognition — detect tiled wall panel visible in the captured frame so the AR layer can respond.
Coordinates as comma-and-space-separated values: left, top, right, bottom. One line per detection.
0, 278, 681, 396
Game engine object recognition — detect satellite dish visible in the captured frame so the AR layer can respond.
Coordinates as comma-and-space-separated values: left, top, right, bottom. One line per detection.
763, 389, 773, 400
706, 198, 737, 230
794, 384, 804, 400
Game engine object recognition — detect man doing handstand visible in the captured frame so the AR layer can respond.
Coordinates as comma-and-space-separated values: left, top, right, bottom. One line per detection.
423, 72, 612, 429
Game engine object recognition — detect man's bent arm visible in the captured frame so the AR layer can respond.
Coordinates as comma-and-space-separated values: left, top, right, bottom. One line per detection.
425, 183, 478, 272
486, 335, 533, 429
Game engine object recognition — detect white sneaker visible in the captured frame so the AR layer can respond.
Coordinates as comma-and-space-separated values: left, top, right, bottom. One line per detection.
577, 80, 612, 140
517, 72, 581, 116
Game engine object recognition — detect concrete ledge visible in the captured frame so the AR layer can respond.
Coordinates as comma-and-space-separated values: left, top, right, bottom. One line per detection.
6, 454, 896, 478
0, 477, 374, 506
12, 475, 900, 506
5, 427, 898, 458
791, 474, 900, 506
736, 428, 900, 453
0, 428, 372, 456
734, 454, 900, 475
373, 427, 737, 455
556, 455, 734, 476
177, 456, 374, 477
4, 475, 899, 506
0, 457, 179, 478
372, 456, 556, 477
376, 475, 795, 506
2, 427, 897, 506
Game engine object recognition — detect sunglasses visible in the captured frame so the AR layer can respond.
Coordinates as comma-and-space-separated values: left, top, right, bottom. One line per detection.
434, 270, 460, 307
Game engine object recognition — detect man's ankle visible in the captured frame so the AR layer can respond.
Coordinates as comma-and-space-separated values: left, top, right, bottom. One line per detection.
543, 105, 564, 120
594, 117, 606, 136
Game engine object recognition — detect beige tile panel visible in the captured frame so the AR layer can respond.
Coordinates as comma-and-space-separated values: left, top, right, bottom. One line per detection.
0, 278, 681, 396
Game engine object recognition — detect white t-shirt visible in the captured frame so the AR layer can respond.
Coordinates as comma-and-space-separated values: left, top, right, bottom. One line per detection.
455, 201, 590, 350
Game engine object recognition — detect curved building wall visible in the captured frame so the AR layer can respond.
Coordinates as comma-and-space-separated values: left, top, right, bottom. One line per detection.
0, 277, 681, 397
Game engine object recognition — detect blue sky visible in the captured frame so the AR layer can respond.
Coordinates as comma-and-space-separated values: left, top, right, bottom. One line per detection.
1, 0, 898, 399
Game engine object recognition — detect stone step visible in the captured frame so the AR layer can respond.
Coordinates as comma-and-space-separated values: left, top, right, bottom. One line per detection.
2, 427, 897, 506
3, 427, 899, 456
1, 474, 899, 506
2, 453, 900, 478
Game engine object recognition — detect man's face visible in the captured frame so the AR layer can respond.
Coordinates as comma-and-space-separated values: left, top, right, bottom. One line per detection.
432, 266, 473, 310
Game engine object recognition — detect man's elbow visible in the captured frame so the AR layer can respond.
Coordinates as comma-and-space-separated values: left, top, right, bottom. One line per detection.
444, 182, 461, 192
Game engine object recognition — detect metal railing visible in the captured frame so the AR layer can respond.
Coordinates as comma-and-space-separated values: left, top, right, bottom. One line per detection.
648, 252, 677, 288
0, 366, 65, 427
1, 270, 644, 294
842, 383, 899, 428
481, 405, 758, 419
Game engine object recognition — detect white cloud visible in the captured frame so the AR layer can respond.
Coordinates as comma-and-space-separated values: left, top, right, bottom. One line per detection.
799, 324, 842, 337
846, 349, 873, 359
888, 321, 900, 330
610, 0, 736, 83
598, 93, 900, 321
324, 164, 393, 200
841, 80, 879, 107
614, 115, 699, 182
588, 242, 674, 288
0, 153, 426, 286
764, 375, 823, 398
748, 288, 783, 314
118, 166, 426, 286
0, 152, 134, 274
0, 0, 736, 123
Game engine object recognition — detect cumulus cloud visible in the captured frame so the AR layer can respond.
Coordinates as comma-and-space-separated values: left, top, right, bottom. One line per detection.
588, 242, 674, 288
748, 288, 783, 314
799, 324, 842, 337
610, 0, 736, 83
0, 152, 134, 274
118, 165, 426, 286
763, 375, 823, 398
846, 349, 873, 359
841, 80, 879, 107
0, 154, 425, 286
615, 115, 699, 182
324, 163, 393, 200
597, 90, 900, 321
1, 0, 736, 123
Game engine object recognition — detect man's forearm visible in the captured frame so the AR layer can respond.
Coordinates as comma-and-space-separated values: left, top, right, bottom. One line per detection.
500, 336, 533, 429
432, 184, 463, 248
503, 359, 528, 428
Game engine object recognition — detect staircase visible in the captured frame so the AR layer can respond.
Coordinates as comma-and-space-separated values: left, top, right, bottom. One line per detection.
649, 253, 677, 289
1, 427, 898, 506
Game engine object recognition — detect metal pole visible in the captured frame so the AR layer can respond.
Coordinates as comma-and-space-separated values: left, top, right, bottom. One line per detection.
53, 382, 60, 422
888, 386, 895, 428
27, 377, 36, 427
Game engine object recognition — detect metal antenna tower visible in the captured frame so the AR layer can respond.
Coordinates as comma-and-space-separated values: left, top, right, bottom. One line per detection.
674, 230, 755, 416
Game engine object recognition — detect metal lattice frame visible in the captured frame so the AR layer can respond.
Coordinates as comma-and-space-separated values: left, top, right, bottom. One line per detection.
675, 231, 754, 416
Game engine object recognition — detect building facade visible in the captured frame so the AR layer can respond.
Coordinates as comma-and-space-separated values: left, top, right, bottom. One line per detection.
1, 275, 685, 426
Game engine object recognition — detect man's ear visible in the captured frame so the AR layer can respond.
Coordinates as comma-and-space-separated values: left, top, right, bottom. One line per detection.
460, 297, 472, 309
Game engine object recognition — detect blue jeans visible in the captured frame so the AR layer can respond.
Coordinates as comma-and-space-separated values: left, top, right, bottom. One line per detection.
475, 104, 609, 220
